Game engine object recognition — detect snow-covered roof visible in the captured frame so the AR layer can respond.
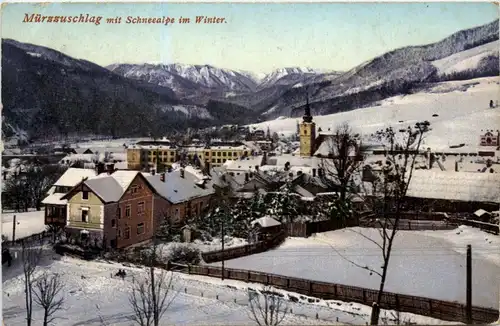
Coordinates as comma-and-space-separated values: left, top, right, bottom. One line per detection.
251, 216, 281, 228
62, 170, 150, 203
313, 136, 360, 157
146, 170, 215, 204
54, 168, 98, 187
223, 156, 264, 171
474, 209, 490, 217
266, 154, 322, 168
83, 177, 124, 202
407, 170, 500, 203
41, 193, 67, 205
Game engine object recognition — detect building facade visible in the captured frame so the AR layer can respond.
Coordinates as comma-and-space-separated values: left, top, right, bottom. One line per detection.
61, 171, 157, 249
127, 142, 253, 170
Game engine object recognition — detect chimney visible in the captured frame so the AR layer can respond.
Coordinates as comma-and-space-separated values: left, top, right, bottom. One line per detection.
255, 165, 259, 171
151, 169, 156, 176
245, 173, 249, 182
312, 168, 317, 177
160, 173, 166, 182
180, 168, 185, 178
96, 162, 105, 175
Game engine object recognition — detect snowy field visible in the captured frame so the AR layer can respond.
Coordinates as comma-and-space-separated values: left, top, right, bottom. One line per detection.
1, 210, 46, 241
249, 77, 500, 152
209, 226, 500, 309
2, 248, 459, 325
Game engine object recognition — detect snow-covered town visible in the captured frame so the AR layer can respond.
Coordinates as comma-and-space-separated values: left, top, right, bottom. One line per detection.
2, 3, 500, 326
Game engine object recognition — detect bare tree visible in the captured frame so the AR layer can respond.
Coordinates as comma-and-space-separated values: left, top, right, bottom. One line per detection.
129, 241, 177, 326
247, 286, 288, 326
21, 240, 44, 326
33, 272, 65, 326
320, 122, 365, 202
319, 122, 365, 226
333, 121, 430, 325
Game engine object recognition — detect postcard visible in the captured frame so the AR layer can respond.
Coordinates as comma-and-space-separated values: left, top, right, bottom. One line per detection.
1, 2, 499, 326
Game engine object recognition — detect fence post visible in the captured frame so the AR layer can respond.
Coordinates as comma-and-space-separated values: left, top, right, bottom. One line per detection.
363, 289, 366, 302
308, 281, 313, 295
334, 284, 337, 298
428, 299, 433, 315
266, 274, 269, 285
286, 278, 290, 289
395, 294, 400, 311
188, 264, 191, 274
247, 271, 250, 282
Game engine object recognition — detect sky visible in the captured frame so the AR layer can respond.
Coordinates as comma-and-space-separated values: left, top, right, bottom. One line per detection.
1, 2, 498, 74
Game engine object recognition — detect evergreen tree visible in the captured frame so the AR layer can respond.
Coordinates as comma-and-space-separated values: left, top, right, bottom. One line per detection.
268, 179, 299, 223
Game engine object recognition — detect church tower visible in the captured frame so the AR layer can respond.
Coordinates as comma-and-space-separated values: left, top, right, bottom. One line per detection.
299, 96, 316, 157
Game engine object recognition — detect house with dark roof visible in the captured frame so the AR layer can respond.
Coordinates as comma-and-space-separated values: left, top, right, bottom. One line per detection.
146, 168, 215, 227
61, 170, 156, 249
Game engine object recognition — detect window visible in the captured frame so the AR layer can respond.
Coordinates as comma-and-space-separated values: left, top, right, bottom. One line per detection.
130, 185, 138, 194
170, 158, 174, 163
217, 159, 221, 163
233, 152, 237, 156
82, 191, 89, 200
217, 152, 221, 157
111, 219, 116, 227
137, 202, 145, 213
125, 205, 131, 217
124, 227, 131, 239
117, 207, 121, 219
223, 159, 226, 163
117, 229, 121, 238
137, 223, 145, 235
205, 151, 210, 156
211, 159, 216, 163
228, 152, 232, 157
81, 208, 89, 222
222, 152, 227, 156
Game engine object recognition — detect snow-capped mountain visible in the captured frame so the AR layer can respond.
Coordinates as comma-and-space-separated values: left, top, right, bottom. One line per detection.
252, 19, 499, 120
107, 63, 259, 102
257, 67, 333, 89
1, 40, 255, 140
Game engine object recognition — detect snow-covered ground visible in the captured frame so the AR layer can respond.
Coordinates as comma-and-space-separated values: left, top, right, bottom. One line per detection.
249, 77, 500, 152
209, 226, 500, 309
2, 249, 459, 325
432, 41, 499, 76
1, 210, 46, 241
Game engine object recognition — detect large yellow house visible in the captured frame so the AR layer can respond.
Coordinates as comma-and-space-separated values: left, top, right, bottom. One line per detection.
127, 142, 253, 170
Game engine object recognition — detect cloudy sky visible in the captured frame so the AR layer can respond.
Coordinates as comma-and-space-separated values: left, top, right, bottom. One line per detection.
2, 2, 497, 74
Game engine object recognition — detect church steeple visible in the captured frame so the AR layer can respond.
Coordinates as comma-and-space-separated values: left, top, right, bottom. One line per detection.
303, 94, 313, 123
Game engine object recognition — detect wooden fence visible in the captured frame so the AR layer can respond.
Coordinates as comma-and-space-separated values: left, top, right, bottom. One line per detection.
170, 262, 499, 324
447, 218, 499, 235
201, 231, 287, 264
287, 218, 358, 238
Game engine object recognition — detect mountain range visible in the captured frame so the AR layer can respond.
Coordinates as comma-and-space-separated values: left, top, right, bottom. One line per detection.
2, 19, 498, 141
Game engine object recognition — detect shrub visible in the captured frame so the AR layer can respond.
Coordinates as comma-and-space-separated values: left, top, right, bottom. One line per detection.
167, 244, 201, 265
